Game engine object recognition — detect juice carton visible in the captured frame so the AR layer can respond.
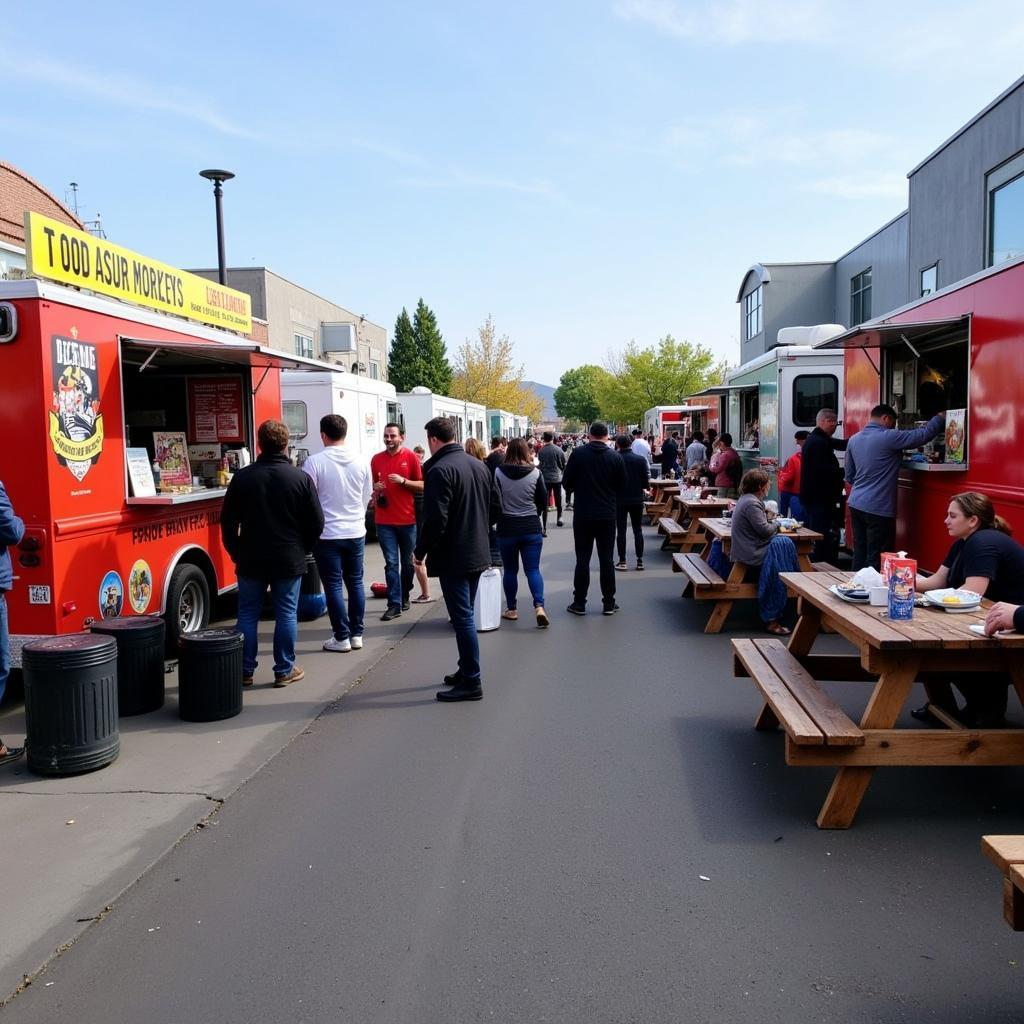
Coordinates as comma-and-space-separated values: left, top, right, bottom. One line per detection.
887, 557, 917, 620
881, 551, 908, 583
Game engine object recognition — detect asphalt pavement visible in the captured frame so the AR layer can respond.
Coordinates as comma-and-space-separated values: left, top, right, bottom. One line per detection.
4, 517, 1024, 1023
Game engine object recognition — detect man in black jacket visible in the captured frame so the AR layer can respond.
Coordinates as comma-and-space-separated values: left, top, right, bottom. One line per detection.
414, 417, 498, 701
562, 422, 626, 615
798, 408, 847, 565
614, 434, 650, 571
221, 420, 324, 687
660, 431, 680, 479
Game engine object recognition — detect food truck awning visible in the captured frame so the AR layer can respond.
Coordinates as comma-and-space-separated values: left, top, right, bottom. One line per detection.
686, 385, 731, 398
120, 337, 344, 373
814, 315, 970, 350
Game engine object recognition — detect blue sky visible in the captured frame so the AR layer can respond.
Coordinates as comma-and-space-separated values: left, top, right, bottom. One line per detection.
5, 1, 1024, 385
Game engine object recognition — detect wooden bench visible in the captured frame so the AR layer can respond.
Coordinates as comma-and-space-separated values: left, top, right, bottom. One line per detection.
672, 553, 757, 633
732, 638, 865, 748
658, 516, 686, 547
982, 836, 1024, 929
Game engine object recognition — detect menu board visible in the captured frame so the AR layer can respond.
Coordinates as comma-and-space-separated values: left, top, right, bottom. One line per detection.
188, 377, 244, 443
945, 408, 966, 464
126, 447, 157, 497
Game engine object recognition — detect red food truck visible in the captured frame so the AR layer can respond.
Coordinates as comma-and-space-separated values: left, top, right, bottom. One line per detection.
817, 255, 1024, 569
0, 214, 337, 664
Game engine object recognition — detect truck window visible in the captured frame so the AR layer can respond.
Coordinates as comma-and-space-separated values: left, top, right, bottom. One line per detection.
283, 400, 308, 440
793, 375, 838, 427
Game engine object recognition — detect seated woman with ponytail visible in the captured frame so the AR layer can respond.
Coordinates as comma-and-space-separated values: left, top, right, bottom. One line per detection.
915, 491, 1024, 726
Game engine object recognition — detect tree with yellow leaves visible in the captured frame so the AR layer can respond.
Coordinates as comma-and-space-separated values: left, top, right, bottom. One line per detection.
451, 316, 544, 424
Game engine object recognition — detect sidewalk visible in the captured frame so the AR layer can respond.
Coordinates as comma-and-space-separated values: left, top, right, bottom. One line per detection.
0, 543, 436, 1001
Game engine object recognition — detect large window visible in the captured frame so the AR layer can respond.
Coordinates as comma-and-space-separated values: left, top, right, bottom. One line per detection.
744, 285, 763, 340
294, 333, 314, 359
850, 268, 872, 325
793, 374, 838, 427
920, 264, 938, 297
987, 152, 1024, 266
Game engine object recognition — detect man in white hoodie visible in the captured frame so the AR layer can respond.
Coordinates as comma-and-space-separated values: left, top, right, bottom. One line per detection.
302, 414, 373, 652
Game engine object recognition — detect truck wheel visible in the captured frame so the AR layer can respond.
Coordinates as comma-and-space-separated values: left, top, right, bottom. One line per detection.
165, 564, 210, 649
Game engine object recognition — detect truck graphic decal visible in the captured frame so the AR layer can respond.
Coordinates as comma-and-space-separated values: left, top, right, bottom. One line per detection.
49, 334, 104, 481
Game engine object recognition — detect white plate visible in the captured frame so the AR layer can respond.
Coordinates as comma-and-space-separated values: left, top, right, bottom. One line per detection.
969, 624, 1020, 637
829, 584, 869, 604
923, 588, 982, 610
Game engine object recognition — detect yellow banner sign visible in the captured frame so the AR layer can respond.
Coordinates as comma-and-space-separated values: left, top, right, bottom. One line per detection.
24, 212, 252, 334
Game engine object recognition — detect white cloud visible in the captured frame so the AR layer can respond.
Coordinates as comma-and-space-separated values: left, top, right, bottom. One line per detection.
3, 54, 265, 141
804, 174, 907, 200
396, 169, 559, 199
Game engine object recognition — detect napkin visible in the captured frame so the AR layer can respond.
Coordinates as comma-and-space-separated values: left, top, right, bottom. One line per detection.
850, 567, 885, 589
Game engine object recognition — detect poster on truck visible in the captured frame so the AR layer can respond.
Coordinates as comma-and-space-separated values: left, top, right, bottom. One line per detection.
48, 333, 104, 482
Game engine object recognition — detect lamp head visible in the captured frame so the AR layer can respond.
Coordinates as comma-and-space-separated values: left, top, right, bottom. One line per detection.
199, 169, 235, 184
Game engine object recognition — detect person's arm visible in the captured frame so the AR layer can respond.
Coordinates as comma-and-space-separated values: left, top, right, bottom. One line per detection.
747, 501, 778, 540
302, 479, 325, 551
884, 414, 945, 451
0, 483, 24, 546
830, 437, 848, 452
985, 602, 1022, 635
389, 474, 424, 493
778, 455, 796, 492
414, 467, 452, 563
844, 444, 857, 488
361, 464, 374, 510
220, 478, 241, 562
561, 451, 577, 491
708, 451, 724, 473
915, 564, 949, 592
534, 474, 548, 517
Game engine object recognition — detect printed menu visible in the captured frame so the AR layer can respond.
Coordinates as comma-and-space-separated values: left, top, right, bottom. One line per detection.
188, 377, 243, 443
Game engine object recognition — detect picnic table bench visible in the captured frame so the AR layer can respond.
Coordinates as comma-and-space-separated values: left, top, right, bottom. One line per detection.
658, 497, 732, 552
734, 569, 1024, 828
982, 835, 1024, 929
670, 518, 823, 633
644, 480, 679, 523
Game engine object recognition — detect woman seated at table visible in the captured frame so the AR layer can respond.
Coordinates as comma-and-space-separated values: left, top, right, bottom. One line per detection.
915, 491, 1024, 726
724, 468, 799, 636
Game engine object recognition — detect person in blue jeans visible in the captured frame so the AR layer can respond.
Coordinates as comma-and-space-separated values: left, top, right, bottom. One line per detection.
414, 416, 499, 701
303, 413, 373, 652
0, 478, 25, 765
221, 420, 324, 687
494, 438, 549, 628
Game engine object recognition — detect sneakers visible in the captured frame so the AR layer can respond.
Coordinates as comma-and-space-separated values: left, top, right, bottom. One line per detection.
636, 558, 644, 571
566, 603, 586, 616
350, 635, 363, 650
273, 665, 305, 687
602, 603, 620, 616
381, 605, 402, 621
323, 637, 352, 653
615, 561, 627, 571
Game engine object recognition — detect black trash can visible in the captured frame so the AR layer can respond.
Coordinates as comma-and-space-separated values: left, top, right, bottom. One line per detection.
300, 554, 322, 595
298, 554, 326, 621
90, 616, 166, 716
23, 633, 120, 776
177, 628, 243, 722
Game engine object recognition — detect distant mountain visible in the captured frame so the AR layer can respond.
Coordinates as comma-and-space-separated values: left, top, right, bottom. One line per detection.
523, 380, 557, 420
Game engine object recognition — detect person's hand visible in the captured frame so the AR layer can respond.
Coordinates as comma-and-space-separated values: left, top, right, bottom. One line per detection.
984, 602, 1018, 636
387, 473, 405, 485
413, 556, 425, 568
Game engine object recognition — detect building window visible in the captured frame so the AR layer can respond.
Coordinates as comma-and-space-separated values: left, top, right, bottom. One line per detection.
369, 361, 380, 380
920, 264, 938, 297
850, 268, 872, 325
793, 375, 838, 427
743, 285, 763, 340
282, 400, 308, 440
294, 333, 313, 359
987, 152, 1024, 266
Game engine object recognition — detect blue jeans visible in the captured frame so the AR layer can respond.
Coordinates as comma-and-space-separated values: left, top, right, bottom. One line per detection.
0, 593, 10, 705
439, 572, 482, 683
496, 533, 544, 610
236, 575, 302, 678
314, 537, 365, 640
779, 492, 805, 520
377, 524, 416, 607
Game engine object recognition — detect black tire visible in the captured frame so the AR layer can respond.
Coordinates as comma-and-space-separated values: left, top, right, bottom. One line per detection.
165, 564, 210, 650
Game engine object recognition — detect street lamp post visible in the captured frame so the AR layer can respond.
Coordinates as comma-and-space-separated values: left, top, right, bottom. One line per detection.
198, 169, 235, 285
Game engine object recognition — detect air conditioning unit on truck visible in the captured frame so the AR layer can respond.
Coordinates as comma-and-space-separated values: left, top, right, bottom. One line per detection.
0, 213, 340, 663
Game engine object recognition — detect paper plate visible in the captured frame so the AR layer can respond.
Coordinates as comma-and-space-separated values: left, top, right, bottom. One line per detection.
829, 584, 869, 604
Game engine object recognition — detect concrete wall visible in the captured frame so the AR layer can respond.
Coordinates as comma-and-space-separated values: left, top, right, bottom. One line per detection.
739, 263, 834, 364
834, 211, 909, 327
908, 80, 1024, 292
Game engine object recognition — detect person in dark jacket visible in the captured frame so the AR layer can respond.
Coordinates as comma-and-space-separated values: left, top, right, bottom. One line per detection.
614, 434, 650, 571
0, 478, 25, 765
495, 438, 549, 628
562, 421, 626, 615
798, 408, 847, 565
221, 420, 324, 687
537, 431, 566, 534
660, 432, 680, 479
414, 417, 499, 701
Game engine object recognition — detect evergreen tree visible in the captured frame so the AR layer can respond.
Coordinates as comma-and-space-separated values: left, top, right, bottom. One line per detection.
387, 307, 423, 392
413, 298, 453, 395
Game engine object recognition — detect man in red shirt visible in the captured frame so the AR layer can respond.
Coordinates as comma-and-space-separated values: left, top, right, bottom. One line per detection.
370, 423, 424, 620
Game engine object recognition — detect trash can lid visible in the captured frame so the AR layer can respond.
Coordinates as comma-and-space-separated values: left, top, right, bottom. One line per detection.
90, 615, 164, 631
178, 628, 242, 645
24, 632, 116, 654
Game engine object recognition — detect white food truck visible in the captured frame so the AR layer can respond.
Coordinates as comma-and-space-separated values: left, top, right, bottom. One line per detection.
398, 389, 486, 450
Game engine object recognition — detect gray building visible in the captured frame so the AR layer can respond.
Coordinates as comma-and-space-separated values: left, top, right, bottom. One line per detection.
737, 74, 1024, 358
189, 266, 389, 380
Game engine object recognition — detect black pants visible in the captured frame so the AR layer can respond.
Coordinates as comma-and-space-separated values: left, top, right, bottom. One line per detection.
573, 518, 616, 607
850, 507, 896, 572
616, 504, 644, 562
542, 482, 563, 530
804, 500, 839, 566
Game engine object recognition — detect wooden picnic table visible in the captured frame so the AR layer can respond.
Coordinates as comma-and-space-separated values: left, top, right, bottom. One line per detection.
733, 568, 1024, 828
699, 518, 822, 573
661, 497, 733, 551
645, 480, 680, 522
